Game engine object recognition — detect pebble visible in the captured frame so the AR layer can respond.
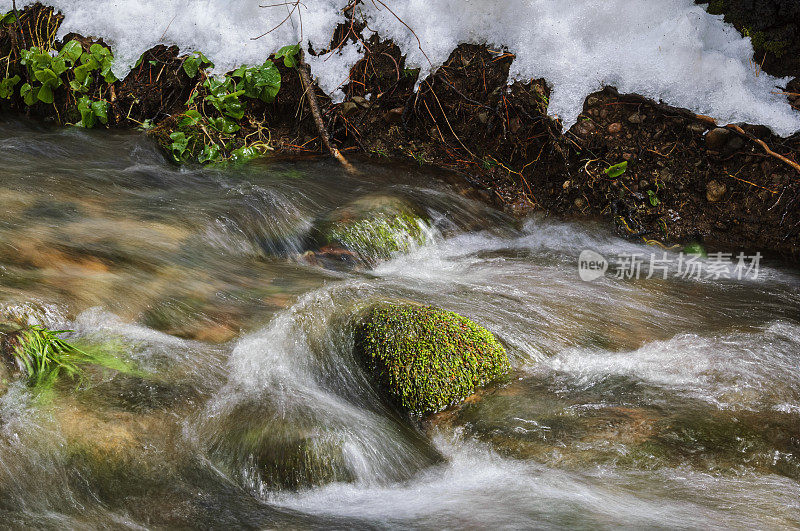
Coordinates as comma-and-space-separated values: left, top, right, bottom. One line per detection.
352, 96, 370, 108
340, 101, 359, 117
574, 197, 586, 209
727, 135, 745, 151
704, 128, 731, 151
627, 113, 643, 124
688, 122, 708, 133
384, 107, 405, 123
607, 122, 622, 134
706, 180, 727, 202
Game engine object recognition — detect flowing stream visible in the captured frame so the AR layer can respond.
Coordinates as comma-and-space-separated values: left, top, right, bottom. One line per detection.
1, 120, 799, 528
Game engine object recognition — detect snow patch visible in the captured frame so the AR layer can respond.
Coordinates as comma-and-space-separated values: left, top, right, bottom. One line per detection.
2, 0, 799, 135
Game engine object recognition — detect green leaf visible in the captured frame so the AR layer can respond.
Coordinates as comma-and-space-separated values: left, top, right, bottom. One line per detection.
182, 55, 200, 78
275, 44, 300, 68
198, 143, 221, 163
208, 116, 239, 134
230, 145, 259, 163
60, 40, 83, 63
51, 56, 68, 76
69, 78, 89, 93
77, 96, 95, 128
91, 100, 108, 124
90, 43, 111, 59
74, 57, 99, 84
37, 84, 54, 104
1, 12, 17, 25
0, 75, 20, 99
646, 190, 660, 207
20, 83, 36, 106
178, 109, 202, 127
169, 131, 189, 160
224, 101, 245, 120
79, 53, 99, 68
34, 68, 60, 87
604, 161, 628, 179
100, 57, 117, 83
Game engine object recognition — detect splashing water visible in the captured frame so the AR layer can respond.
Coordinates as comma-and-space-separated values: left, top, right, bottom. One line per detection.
0, 120, 799, 526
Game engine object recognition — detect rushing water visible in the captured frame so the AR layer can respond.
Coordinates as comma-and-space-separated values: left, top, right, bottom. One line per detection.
0, 119, 799, 528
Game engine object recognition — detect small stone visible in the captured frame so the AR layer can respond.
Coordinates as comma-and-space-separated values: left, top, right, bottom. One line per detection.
351, 96, 369, 108
384, 107, 405, 123
607, 122, 623, 134
340, 101, 359, 117
639, 180, 649, 189
562, 180, 571, 190
573, 120, 596, 136
477, 112, 489, 124
622, 152, 634, 161
627, 113, 643, 124
599, 108, 609, 119
574, 197, 586, 209
706, 180, 727, 202
586, 95, 601, 107
727, 135, 745, 151
704, 128, 731, 151
688, 122, 708, 134
658, 170, 673, 183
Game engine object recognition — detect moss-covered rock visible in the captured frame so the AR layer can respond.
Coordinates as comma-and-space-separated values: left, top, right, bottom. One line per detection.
312, 195, 430, 266
353, 302, 510, 415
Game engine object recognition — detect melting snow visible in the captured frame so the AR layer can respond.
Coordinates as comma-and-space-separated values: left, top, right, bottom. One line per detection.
2, 0, 799, 135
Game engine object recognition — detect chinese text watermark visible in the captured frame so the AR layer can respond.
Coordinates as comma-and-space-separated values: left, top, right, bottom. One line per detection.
578, 250, 761, 281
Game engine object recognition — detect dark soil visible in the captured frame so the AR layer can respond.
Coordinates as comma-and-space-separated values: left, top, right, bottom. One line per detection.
1, 3, 799, 259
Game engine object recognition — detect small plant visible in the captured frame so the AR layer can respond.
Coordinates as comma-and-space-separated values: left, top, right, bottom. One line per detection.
646, 189, 660, 206
182, 51, 214, 78
3, 39, 115, 127
166, 57, 282, 164
12, 326, 95, 386
274, 44, 300, 68
10, 325, 137, 387
604, 161, 628, 178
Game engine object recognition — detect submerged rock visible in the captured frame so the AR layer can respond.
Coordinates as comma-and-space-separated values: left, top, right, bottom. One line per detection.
204, 399, 442, 491
353, 302, 511, 415
310, 195, 430, 267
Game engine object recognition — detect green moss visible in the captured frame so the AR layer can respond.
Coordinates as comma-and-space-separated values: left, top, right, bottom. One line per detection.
316, 195, 430, 264
327, 211, 425, 259
682, 242, 707, 257
354, 302, 511, 415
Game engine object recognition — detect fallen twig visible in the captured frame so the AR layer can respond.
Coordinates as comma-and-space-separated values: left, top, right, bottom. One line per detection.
298, 51, 356, 173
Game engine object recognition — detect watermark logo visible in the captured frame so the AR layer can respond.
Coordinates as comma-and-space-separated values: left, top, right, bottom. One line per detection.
578, 250, 761, 281
578, 250, 608, 281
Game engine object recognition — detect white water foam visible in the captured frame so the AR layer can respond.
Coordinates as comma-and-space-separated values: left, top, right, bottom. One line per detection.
2, 0, 798, 135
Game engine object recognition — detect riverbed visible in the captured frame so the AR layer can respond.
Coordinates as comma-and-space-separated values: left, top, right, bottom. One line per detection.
1, 120, 799, 528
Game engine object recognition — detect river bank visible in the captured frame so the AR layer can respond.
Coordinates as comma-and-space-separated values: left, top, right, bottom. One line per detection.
1, 2, 798, 258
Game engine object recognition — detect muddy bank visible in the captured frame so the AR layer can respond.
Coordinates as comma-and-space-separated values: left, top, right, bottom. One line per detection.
1, 3, 798, 258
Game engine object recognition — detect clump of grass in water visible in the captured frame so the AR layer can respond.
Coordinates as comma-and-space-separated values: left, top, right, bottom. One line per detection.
12, 325, 131, 387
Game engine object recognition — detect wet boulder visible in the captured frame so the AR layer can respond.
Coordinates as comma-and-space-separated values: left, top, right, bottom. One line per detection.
203, 399, 442, 491
309, 195, 430, 267
353, 302, 511, 415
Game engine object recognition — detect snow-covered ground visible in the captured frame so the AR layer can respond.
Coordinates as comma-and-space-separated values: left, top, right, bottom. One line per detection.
3, 0, 799, 135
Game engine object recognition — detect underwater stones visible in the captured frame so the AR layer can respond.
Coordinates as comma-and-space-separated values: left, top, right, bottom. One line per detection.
310, 195, 430, 267
353, 302, 510, 415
